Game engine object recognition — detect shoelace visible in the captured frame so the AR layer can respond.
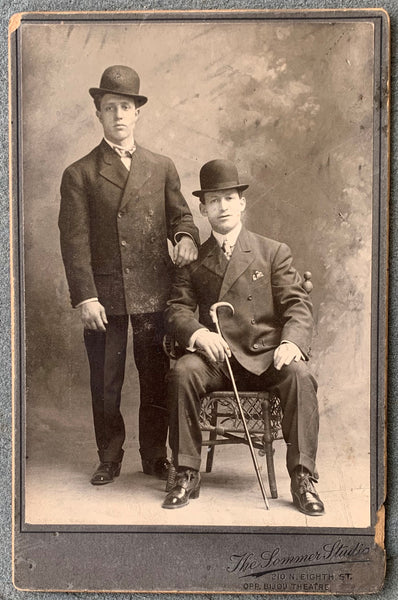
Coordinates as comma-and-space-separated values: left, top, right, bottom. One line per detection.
296, 473, 317, 494
176, 470, 196, 486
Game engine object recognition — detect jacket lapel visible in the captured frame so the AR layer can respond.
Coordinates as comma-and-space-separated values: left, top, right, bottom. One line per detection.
197, 235, 228, 279
98, 139, 130, 190
218, 227, 254, 300
119, 146, 152, 211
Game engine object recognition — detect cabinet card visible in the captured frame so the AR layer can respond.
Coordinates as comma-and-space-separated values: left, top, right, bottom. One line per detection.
10, 8, 389, 594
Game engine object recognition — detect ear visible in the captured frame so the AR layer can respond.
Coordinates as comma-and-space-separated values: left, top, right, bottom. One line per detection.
199, 202, 208, 217
239, 196, 246, 213
96, 110, 103, 123
132, 108, 140, 126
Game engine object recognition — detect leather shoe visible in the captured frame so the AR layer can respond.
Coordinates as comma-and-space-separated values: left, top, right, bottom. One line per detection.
162, 468, 200, 509
290, 467, 325, 516
90, 461, 122, 485
142, 457, 170, 480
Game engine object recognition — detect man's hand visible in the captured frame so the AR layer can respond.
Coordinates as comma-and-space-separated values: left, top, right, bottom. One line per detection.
80, 300, 108, 331
194, 330, 231, 363
273, 341, 304, 371
173, 236, 198, 267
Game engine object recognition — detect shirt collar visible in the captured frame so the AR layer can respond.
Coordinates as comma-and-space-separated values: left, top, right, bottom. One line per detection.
104, 137, 136, 153
212, 222, 242, 248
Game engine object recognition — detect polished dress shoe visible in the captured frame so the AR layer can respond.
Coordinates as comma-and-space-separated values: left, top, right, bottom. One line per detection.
142, 457, 170, 480
90, 461, 122, 485
162, 468, 200, 509
290, 467, 325, 516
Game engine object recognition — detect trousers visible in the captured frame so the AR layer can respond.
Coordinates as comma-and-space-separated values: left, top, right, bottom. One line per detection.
167, 353, 319, 477
84, 312, 169, 463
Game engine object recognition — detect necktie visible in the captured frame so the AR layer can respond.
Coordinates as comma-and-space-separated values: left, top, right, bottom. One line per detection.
113, 146, 136, 159
222, 238, 233, 260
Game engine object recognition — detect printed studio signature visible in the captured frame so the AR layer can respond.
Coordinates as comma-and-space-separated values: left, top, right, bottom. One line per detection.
227, 538, 371, 578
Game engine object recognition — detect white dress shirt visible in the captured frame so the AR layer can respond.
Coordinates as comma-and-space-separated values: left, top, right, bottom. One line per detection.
212, 222, 242, 257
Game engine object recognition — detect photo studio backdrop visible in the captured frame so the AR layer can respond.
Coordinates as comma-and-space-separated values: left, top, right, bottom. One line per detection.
20, 19, 373, 495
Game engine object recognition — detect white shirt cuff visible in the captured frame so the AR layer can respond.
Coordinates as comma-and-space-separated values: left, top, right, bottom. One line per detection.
76, 297, 98, 308
174, 232, 196, 245
187, 328, 209, 352
281, 340, 304, 360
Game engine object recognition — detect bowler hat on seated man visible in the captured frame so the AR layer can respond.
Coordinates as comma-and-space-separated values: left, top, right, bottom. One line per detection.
193, 159, 249, 199
89, 65, 148, 108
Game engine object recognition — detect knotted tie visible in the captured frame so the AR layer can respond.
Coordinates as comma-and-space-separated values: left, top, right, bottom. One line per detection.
113, 146, 136, 159
221, 238, 233, 260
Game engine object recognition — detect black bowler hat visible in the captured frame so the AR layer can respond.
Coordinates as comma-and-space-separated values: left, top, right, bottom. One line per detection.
89, 65, 148, 108
193, 159, 249, 198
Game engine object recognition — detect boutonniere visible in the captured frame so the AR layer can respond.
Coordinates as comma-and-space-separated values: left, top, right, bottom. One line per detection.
252, 270, 264, 281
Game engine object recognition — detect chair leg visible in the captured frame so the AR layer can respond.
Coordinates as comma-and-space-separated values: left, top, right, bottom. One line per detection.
261, 397, 278, 499
205, 399, 218, 473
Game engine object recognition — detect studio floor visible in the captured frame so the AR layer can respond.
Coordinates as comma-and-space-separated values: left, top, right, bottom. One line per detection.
24, 418, 370, 529
23, 345, 372, 529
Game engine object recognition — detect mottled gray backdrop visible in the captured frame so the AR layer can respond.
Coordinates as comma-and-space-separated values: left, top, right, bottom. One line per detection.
23, 18, 373, 516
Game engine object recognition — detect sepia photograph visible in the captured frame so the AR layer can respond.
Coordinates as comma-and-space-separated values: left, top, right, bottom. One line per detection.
11, 8, 388, 593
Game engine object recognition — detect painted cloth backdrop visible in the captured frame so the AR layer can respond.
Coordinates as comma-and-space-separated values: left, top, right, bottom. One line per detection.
21, 20, 373, 495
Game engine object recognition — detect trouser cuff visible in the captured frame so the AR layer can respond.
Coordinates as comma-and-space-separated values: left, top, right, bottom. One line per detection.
288, 453, 318, 480
99, 448, 124, 463
177, 453, 201, 472
140, 447, 167, 461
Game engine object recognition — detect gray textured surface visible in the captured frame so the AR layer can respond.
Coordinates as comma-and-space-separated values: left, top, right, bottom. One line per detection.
2, 1, 397, 600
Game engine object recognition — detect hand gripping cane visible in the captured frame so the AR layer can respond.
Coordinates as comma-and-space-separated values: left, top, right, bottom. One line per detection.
209, 302, 270, 509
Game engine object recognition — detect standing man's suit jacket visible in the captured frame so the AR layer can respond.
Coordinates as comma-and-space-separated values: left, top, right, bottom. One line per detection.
165, 227, 314, 375
59, 140, 199, 315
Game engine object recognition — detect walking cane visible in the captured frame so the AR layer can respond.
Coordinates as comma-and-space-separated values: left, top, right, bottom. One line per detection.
209, 302, 270, 510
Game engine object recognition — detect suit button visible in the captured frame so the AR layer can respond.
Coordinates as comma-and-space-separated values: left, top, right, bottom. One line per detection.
253, 343, 259, 349
150, 236, 156, 243
148, 209, 154, 216
251, 318, 256, 324
248, 295, 253, 301
117, 211, 123, 219
125, 267, 130, 274
121, 240, 127, 247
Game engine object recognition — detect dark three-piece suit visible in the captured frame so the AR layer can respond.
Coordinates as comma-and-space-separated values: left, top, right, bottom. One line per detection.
165, 227, 319, 477
59, 140, 199, 463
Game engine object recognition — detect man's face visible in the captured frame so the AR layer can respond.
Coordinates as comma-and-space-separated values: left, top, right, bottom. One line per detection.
96, 93, 139, 145
200, 189, 246, 234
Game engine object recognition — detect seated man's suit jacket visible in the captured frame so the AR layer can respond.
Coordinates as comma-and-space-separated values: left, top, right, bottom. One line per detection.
165, 227, 313, 376
59, 140, 199, 315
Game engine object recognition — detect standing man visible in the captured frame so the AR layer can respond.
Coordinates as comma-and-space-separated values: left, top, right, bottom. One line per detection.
162, 159, 324, 516
59, 65, 199, 485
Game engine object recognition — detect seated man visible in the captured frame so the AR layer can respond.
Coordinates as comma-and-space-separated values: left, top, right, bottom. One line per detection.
162, 159, 324, 516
